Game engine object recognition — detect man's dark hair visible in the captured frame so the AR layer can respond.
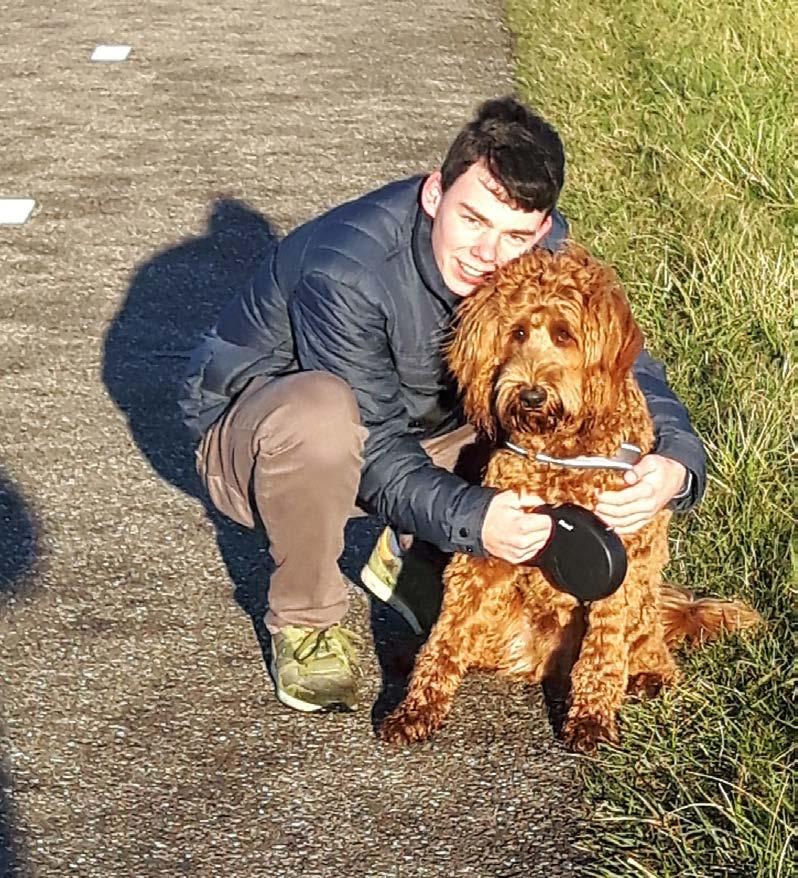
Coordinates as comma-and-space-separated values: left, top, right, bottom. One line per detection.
441, 96, 565, 215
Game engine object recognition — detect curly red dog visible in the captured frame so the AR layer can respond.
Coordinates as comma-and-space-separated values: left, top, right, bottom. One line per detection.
381, 244, 759, 752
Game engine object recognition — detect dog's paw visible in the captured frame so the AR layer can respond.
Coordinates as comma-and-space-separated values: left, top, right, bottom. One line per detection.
563, 713, 618, 754
380, 705, 444, 745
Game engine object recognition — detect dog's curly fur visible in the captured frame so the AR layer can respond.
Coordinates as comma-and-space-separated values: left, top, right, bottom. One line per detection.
381, 244, 760, 752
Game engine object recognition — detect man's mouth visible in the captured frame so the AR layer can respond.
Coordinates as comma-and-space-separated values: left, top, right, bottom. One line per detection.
455, 260, 491, 283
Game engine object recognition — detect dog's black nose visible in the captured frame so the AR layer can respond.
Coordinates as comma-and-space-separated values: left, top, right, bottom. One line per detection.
519, 386, 547, 409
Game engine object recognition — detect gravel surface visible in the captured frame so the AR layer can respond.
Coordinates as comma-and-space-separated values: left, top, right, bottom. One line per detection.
0, 1, 588, 874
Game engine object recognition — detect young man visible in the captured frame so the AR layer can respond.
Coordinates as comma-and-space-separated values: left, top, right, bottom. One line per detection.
179, 97, 705, 713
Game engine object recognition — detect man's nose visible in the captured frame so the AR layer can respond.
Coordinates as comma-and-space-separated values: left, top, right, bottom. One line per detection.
472, 230, 499, 265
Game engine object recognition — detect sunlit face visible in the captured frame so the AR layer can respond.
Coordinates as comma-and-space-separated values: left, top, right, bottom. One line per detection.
420, 161, 552, 298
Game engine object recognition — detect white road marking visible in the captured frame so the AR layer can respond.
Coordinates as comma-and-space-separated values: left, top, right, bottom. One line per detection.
91, 45, 132, 61
0, 199, 35, 224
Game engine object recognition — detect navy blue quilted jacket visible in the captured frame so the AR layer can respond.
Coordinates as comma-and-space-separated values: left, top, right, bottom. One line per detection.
179, 175, 706, 555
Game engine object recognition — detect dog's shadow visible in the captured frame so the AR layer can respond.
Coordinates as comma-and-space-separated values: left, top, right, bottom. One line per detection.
369, 604, 426, 728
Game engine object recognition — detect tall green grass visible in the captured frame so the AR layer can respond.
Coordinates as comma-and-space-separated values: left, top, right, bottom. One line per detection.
506, 0, 796, 873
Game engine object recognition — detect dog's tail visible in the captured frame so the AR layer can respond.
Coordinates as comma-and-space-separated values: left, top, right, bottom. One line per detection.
659, 584, 762, 648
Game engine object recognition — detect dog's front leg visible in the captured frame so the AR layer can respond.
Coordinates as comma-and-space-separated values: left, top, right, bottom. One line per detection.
380, 556, 497, 745
563, 590, 629, 753
379, 623, 469, 744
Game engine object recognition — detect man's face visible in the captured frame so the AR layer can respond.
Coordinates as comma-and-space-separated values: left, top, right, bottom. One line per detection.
421, 162, 553, 298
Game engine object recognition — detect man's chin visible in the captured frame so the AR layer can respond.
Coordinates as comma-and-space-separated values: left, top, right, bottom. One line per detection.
450, 285, 476, 298
447, 275, 483, 297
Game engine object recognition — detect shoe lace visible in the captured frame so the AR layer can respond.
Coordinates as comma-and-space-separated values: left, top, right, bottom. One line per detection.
293, 625, 363, 668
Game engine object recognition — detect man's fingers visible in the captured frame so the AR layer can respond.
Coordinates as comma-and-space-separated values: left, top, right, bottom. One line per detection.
514, 513, 553, 534
612, 519, 648, 535
483, 491, 554, 563
517, 544, 548, 563
623, 469, 640, 486
596, 510, 656, 530
505, 532, 549, 554
631, 455, 664, 478
503, 540, 549, 564
519, 519, 551, 544
596, 481, 656, 508
596, 507, 655, 531
591, 455, 684, 535
596, 498, 657, 520
602, 511, 650, 527
497, 521, 552, 560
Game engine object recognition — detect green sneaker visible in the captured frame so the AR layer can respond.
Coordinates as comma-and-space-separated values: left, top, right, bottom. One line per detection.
269, 624, 362, 713
360, 527, 444, 635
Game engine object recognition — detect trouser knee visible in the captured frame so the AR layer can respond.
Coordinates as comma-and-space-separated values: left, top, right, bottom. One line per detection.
258, 371, 365, 468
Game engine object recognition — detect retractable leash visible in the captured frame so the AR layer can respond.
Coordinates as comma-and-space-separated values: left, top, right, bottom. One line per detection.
527, 504, 628, 601
506, 442, 643, 602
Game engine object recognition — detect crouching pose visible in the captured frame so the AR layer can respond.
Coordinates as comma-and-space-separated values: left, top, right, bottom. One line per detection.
180, 97, 706, 714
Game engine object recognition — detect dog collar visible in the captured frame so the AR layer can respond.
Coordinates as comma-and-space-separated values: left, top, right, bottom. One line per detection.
504, 440, 642, 472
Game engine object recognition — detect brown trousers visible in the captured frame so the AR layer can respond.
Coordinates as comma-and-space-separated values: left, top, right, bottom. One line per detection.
196, 372, 475, 633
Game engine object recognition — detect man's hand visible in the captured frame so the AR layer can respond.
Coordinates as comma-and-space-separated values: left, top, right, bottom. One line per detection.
482, 490, 553, 563
595, 454, 687, 534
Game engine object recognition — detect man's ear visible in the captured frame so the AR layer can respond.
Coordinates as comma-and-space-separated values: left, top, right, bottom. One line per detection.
529, 213, 552, 249
420, 171, 443, 219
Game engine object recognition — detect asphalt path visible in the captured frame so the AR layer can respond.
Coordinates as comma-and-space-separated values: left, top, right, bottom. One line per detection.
0, 1, 587, 874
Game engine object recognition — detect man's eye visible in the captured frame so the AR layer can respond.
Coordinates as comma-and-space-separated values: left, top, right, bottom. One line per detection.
507, 234, 529, 246
512, 326, 527, 342
463, 215, 481, 228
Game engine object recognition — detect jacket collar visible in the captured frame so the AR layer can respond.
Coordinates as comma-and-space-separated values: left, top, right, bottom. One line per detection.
411, 195, 461, 310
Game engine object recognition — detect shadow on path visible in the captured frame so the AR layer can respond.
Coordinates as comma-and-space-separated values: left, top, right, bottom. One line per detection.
0, 469, 39, 602
0, 468, 41, 877
101, 197, 442, 713
102, 199, 280, 635
0, 757, 26, 878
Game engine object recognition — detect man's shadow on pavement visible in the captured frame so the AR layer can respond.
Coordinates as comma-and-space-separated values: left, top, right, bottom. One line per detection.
101, 198, 400, 686
0, 468, 41, 876
102, 199, 282, 648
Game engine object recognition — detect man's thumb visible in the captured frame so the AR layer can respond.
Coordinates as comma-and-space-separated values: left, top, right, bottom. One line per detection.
629, 454, 659, 482
624, 469, 640, 485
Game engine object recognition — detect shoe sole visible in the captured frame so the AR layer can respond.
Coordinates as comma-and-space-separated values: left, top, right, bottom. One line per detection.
360, 564, 423, 635
269, 657, 357, 713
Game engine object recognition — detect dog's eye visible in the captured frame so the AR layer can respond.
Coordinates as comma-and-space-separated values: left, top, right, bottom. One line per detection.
552, 324, 574, 346
511, 326, 527, 342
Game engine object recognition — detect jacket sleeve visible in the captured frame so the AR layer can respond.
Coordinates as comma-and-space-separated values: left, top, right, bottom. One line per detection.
179, 251, 296, 440
633, 350, 707, 511
290, 271, 497, 555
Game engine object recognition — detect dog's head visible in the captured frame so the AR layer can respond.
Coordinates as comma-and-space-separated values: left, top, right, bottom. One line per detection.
447, 244, 643, 440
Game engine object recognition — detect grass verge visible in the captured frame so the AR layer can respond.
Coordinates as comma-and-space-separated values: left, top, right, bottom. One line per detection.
506, 0, 796, 874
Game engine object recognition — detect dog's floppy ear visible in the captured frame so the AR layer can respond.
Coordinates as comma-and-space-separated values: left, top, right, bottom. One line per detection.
446, 283, 504, 438
583, 266, 644, 408
599, 285, 644, 378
